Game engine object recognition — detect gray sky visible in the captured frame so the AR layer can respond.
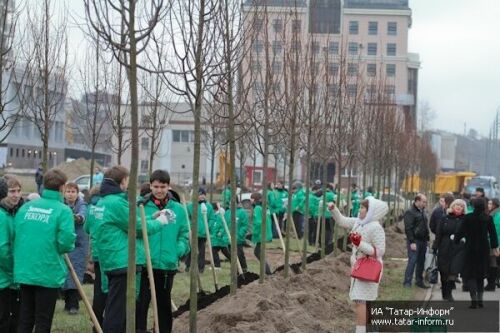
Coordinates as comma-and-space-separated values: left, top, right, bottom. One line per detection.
62, 0, 500, 137
409, 0, 500, 137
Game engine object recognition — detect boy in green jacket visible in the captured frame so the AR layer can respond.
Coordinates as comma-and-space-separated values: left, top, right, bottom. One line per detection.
0, 176, 24, 332
211, 203, 230, 269
223, 198, 249, 272
14, 169, 76, 333
136, 170, 190, 333
251, 192, 272, 275
94, 166, 168, 333
186, 188, 216, 273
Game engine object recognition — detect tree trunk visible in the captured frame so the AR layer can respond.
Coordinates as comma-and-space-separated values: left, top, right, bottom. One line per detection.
209, 145, 215, 202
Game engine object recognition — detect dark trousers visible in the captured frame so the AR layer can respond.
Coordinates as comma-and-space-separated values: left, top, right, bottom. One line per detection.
277, 212, 285, 235
439, 273, 454, 300
136, 269, 175, 333
93, 261, 107, 333
212, 246, 231, 268
254, 243, 272, 275
64, 289, 79, 310
0, 288, 17, 333
403, 239, 428, 285
228, 245, 248, 272
18, 284, 58, 333
103, 272, 127, 333
318, 217, 334, 246
185, 237, 206, 273
468, 277, 484, 304
292, 212, 304, 239
308, 217, 318, 246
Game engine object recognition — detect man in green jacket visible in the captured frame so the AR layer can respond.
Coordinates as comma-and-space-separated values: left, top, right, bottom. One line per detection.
222, 180, 231, 209
291, 181, 306, 239
0, 176, 24, 332
251, 192, 272, 275
273, 181, 288, 235
14, 169, 76, 333
94, 166, 168, 333
308, 185, 320, 246
224, 198, 249, 272
136, 169, 190, 333
186, 188, 216, 273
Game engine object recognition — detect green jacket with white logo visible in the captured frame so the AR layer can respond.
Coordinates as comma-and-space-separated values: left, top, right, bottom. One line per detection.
224, 207, 249, 245
186, 201, 216, 239
14, 190, 76, 288
0, 206, 15, 289
94, 180, 163, 273
141, 196, 190, 271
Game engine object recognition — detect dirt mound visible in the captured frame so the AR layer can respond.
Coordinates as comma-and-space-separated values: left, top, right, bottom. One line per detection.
384, 223, 408, 259
56, 158, 100, 181
173, 253, 354, 333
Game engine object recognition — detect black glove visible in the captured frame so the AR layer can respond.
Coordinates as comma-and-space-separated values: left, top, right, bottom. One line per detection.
432, 248, 437, 255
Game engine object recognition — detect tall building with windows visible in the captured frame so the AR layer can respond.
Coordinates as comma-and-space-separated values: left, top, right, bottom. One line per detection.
242, 0, 419, 185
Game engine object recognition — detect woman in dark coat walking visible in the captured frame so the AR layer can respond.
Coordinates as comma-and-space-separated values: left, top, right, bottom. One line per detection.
455, 198, 499, 308
432, 199, 466, 301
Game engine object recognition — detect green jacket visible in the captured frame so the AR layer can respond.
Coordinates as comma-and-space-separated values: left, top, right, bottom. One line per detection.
222, 188, 231, 209
292, 188, 306, 214
308, 193, 320, 218
224, 207, 249, 245
211, 213, 229, 247
351, 191, 360, 217
14, 190, 76, 288
0, 207, 14, 289
94, 191, 163, 273
492, 210, 500, 244
274, 189, 288, 214
252, 204, 273, 244
142, 197, 190, 271
186, 201, 216, 238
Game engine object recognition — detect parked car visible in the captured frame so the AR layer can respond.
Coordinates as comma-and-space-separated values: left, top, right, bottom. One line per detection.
73, 174, 91, 192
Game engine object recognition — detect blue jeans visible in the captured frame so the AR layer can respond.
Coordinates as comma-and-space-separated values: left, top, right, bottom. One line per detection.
403, 239, 428, 285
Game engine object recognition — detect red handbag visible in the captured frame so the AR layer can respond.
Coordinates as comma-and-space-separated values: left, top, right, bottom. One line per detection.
351, 247, 382, 283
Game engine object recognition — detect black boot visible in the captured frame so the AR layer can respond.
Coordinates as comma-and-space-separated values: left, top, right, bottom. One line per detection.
469, 291, 478, 309
478, 292, 484, 308
446, 281, 455, 301
485, 267, 497, 291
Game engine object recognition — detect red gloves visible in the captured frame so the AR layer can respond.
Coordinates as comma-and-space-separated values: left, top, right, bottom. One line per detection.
349, 232, 362, 246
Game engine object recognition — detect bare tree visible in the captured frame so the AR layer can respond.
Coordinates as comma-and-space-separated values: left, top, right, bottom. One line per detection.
84, 1, 167, 331
20, 0, 68, 172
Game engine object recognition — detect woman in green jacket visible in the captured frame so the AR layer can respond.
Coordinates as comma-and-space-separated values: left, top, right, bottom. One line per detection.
251, 192, 272, 275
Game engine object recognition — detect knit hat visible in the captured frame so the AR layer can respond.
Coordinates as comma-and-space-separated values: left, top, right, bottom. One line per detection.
198, 187, 207, 195
0, 178, 7, 201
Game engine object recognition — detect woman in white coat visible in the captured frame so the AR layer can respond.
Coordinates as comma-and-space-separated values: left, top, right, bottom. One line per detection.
328, 196, 388, 333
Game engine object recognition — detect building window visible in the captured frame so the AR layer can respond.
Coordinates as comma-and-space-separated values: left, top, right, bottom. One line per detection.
272, 40, 282, 54
347, 63, 358, 76
329, 41, 339, 55
387, 43, 396, 56
349, 21, 358, 35
140, 160, 149, 174
254, 18, 264, 32
347, 84, 357, 97
348, 42, 358, 55
9, 147, 13, 157
388, 22, 397, 36
385, 85, 396, 98
386, 64, 396, 77
367, 43, 377, 56
22, 149, 25, 157
253, 40, 263, 54
251, 60, 261, 72
327, 84, 339, 95
273, 19, 283, 33
312, 41, 320, 54
141, 137, 149, 151
253, 81, 264, 95
292, 20, 301, 33
367, 63, 377, 77
173, 130, 180, 142
272, 61, 282, 73
328, 62, 339, 77
15, 148, 18, 158
291, 40, 301, 53
366, 84, 377, 97
368, 21, 378, 35
272, 83, 281, 93
181, 130, 189, 143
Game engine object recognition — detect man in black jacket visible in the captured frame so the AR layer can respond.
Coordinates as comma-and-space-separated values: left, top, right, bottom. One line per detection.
429, 193, 454, 235
403, 194, 430, 288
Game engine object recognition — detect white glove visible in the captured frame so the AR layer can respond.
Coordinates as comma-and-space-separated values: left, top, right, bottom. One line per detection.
153, 209, 167, 219
201, 202, 208, 213
460, 238, 466, 244
219, 207, 226, 215
450, 234, 455, 240
156, 214, 169, 225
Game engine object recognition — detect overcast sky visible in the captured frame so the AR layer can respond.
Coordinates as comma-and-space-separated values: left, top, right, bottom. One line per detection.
409, 0, 500, 137
62, 0, 500, 137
